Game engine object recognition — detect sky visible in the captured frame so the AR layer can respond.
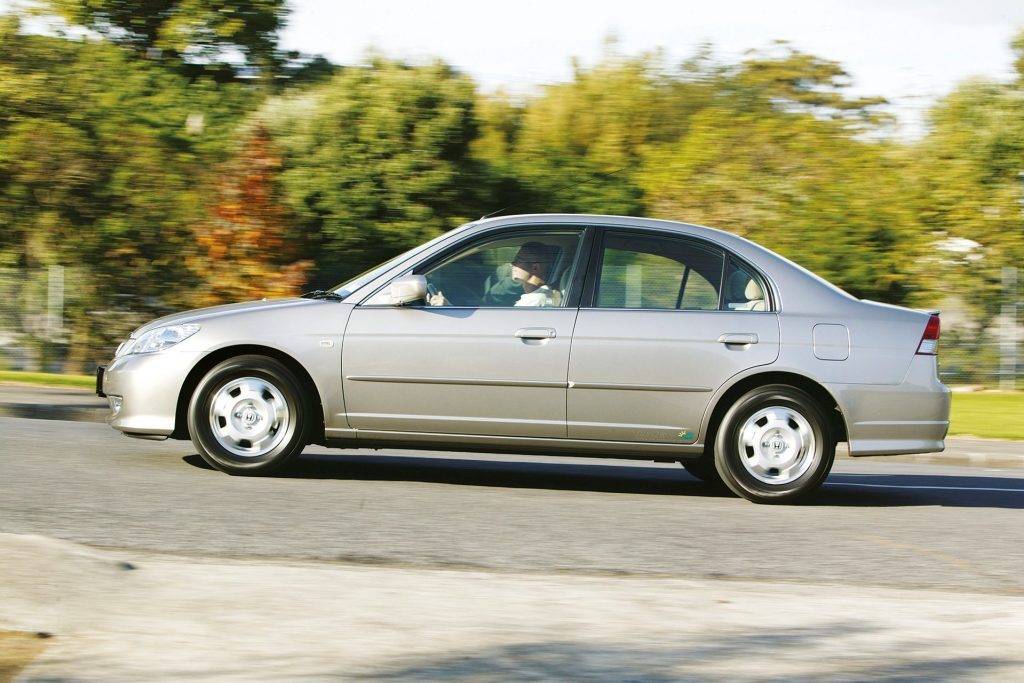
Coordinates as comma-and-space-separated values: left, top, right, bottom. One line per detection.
3, 0, 1023, 136
279, 0, 1024, 137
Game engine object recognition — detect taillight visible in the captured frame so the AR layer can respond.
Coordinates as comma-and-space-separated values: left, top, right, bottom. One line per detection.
916, 314, 941, 355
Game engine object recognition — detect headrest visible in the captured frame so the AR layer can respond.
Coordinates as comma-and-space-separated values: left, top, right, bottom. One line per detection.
745, 278, 763, 301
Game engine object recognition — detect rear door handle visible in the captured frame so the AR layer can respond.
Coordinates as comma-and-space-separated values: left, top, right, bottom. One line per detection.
516, 328, 557, 340
718, 333, 758, 345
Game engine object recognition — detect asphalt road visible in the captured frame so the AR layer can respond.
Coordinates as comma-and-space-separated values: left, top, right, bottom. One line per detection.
3, 416, 1024, 595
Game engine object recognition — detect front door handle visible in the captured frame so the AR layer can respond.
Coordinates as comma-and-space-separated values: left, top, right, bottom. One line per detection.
516, 328, 557, 340
719, 333, 758, 345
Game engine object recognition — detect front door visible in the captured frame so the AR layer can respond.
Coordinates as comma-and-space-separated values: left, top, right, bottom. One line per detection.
342, 228, 587, 438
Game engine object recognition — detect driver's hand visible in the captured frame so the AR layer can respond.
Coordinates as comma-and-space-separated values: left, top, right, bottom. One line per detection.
427, 291, 448, 306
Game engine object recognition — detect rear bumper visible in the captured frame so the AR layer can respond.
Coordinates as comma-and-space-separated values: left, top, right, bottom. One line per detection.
827, 355, 951, 456
101, 350, 199, 438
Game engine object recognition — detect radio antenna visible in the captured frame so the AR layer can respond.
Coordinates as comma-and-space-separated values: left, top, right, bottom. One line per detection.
479, 167, 628, 220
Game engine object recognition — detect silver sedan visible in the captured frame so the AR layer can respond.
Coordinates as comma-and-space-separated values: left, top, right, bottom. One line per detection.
98, 214, 950, 503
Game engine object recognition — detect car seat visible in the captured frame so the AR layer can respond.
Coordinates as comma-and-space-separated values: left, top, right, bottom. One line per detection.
725, 271, 766, 311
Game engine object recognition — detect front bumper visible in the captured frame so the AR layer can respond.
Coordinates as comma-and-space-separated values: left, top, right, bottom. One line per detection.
101, 350, 200, 438
828, 355, 951, 456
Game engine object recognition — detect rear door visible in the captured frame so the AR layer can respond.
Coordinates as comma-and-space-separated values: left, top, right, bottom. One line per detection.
567, 229, 780, 444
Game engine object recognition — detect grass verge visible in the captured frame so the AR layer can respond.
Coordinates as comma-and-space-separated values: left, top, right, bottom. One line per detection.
949, 392, 1024, 441
0, 371, 95, 390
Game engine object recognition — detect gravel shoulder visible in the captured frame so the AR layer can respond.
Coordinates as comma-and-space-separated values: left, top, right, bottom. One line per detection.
3, 534, 1024, 682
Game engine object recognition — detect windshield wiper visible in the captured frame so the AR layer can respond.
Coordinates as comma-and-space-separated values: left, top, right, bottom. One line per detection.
301, 290, 346, 301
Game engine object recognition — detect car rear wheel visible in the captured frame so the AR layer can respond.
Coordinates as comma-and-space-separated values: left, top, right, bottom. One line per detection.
714, 384, 834, 503
187, 355, 309, 475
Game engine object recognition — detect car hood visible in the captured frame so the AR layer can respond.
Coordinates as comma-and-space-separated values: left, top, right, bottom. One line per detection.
132, 298, 319, 336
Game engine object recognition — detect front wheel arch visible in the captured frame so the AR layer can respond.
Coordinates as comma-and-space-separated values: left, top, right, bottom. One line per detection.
173, 345, 324, 445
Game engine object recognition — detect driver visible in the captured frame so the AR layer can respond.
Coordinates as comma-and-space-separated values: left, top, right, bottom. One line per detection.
508, 242, 558, 307
428, 242, 558, 307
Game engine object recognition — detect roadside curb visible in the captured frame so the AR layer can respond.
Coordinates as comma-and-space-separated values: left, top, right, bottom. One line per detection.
0, 384, 109, 424
0, 403, 108, 424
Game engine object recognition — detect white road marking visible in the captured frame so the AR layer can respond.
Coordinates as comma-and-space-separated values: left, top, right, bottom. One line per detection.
828, 482, 1024, 493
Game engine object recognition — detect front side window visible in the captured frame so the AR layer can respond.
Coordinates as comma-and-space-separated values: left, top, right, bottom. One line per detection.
419, 230, 585, 308
595, 232, 724, 310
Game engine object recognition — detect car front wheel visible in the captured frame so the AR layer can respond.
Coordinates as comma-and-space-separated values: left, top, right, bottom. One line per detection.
714, 384, 835, 504
187, 355, 309, 475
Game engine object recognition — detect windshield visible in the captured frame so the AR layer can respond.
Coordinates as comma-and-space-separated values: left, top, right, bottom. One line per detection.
331, 223, 476, 299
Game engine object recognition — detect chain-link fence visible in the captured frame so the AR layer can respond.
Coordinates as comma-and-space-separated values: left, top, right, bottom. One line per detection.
939, 332, 1022, 390
0, 266, 71, 373
0, 267, 173, 374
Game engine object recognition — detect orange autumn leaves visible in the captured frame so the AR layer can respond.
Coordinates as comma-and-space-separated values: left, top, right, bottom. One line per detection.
189, 127, 312, 307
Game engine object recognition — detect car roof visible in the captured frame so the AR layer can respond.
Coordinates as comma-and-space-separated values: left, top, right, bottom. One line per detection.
469, 213, 769, 254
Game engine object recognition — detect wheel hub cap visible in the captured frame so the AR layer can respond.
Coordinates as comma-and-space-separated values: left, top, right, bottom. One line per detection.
738, 406, 816, 485
237, 406, 262, 427
209, 377, 289, 457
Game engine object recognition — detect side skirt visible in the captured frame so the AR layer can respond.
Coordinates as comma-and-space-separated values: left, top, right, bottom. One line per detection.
323, 427, 705, 462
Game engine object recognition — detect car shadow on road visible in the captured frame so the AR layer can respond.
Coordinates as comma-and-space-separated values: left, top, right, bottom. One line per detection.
352, 630, 1014, 682
184, 451, 730, 497
810, 471, 1024, 509
182, 453, 1024, 508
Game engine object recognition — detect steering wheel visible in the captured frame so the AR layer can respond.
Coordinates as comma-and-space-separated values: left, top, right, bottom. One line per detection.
425, 280, 477, 306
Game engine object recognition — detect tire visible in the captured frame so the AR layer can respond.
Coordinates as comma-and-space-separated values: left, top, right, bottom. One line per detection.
714, 384, 835, 504
681, 456, 724, 487
187, 355, 310, 475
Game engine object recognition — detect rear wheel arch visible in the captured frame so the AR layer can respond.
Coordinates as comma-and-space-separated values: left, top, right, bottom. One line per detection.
172, 345, 325, 444
701, 371, 847, 456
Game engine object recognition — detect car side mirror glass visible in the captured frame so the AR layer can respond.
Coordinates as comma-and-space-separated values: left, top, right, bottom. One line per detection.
388, 274, 428, 305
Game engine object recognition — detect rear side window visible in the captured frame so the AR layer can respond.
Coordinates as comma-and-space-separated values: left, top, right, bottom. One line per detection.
595, 232, 724, 310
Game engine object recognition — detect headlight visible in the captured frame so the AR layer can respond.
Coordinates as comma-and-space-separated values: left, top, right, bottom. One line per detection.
128, 324, 201, 355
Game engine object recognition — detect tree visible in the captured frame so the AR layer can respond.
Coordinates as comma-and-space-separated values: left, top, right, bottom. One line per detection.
43, 0, 288, 76
0, 16, 256, 368
474, 45, 713, 216
638, 46, 920, 303
263, 57, 482, 284
911, 29, 1024, 331
727, 42, 890, 129
187, 125, 311, 306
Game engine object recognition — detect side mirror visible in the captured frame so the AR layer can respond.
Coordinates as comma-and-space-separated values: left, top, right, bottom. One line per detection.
388, 274, 428, 305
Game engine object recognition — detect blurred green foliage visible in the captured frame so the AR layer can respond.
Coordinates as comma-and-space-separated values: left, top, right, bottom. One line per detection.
262, 57, 483, 285
0, 3, 1023, 373
45, 0, 288, 78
